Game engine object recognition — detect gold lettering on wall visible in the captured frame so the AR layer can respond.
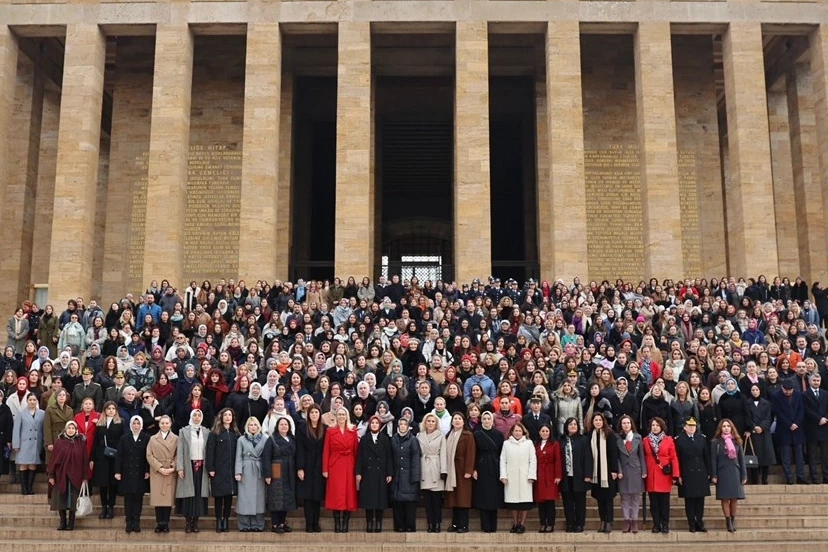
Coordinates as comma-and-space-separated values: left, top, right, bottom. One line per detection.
128, 150, 149, 292
584, 144, 644, 282
678, 150, 702, 275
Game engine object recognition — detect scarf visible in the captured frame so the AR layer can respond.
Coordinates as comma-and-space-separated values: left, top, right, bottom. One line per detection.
153, 380, 174, 399
723, 434, 737, 460
590, 431, 610, 488
648, 431, 665, 456
445, 428, 462, 492
615, 387, 628, 403
564, 437, 573, 476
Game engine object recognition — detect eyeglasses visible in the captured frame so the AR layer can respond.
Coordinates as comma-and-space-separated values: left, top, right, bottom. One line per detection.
143, 395, 152, 399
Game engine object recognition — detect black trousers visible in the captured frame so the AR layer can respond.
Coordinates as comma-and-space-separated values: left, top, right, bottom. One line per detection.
807, 440, 828, 482
155, 506, 172, 524
392, 501, 416, 531
561, 489, 586, 528
304, 499, 321, 529
214, 496, 233, 519
123, 493, 144, 526
479, 509, 498, 532
748, 466, 769, 484
423, 490, 442, 525
271, 510, 287, 526
649, 492, 670, 527
596, 495, 614, 523
538, 501, 556, 526
365, 509, 385, 524
99, 485, 117, 509
451, 507, 469, 530
683, 497, 705, 526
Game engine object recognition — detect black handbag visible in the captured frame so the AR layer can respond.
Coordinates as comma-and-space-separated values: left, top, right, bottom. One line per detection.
103, 436, 117, 459
743, 436, 759, 469
660, 463, 673, 475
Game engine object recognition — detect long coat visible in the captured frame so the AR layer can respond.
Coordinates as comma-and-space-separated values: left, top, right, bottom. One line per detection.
91, 420, 125, 486
295, 427, 325, 502
616, 433, 647, 495
771, 389, 806, 446
235, 435, 267, 516
11, 408, 44, 464
500, 436, 537, 504
717, 392, 753, 436
586, 431, 619, 500
44, 403, 74, 464
642, 435, 680, 493
262, 433, 297, 511
356, 432, 393, 508
674, 431, 710, 498
206, 428, 238, 497
444, 430, 475, 508
746, 398, 777, 466
322, 426, 358, 511
390, 431, 421, 502
472, 428, 504, 509
417, 430, 447, 491
0, 404, 13, 474
176, 427, 210, 499
803, 389, 828, 443
146, 431, 178, 507
534, 439, 562, 502
115, 431, 150, 494
559, 434, 592, 493
710, 438, 747, 500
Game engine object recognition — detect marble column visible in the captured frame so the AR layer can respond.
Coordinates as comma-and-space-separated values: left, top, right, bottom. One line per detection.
47, 25, 106, 304
810, 25, 828, 271
276, 73, 294, 281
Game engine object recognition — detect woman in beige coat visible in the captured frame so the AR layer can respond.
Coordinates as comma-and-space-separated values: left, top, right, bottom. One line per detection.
147, 415, 178, 533
44, 389, 74, 465
418, 413, 447, 532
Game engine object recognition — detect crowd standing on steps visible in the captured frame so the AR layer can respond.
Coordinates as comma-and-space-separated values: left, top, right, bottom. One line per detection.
2, 273, 828, 534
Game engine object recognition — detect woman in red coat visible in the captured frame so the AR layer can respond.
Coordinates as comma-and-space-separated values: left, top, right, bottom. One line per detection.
322, 406, 359, 532
73, 397, 99, 479
642, 416, 680, 534
534, 424, 562, 532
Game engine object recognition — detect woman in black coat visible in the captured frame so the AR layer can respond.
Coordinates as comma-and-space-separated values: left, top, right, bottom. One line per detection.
745, 384, 776, 485
389, 417, 421, 532
587, 413, 618, 533
295, 404, 326, 532
674, 418, 711, 532
0, 391, 14, 478
716, 380, 753, 437
114, 415, 150, 533
262, 417, 297, 533
205, 408, 239, 532
356, 415, 393, 532
608, 378, 640, 430
641, 386, 674, 436
472, 410, 504, 533
559, 417, 592, 533
91, 401, 125, 519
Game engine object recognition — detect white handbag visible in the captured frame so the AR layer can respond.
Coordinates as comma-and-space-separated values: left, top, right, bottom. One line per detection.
75, 481, 93, 517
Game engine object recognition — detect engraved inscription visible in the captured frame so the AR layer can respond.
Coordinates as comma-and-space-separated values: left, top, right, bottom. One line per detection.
678, 150, 702, 275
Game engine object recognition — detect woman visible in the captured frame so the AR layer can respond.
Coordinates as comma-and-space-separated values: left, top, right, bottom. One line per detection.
641, 385, 673, 436
44, 388, 74, 465
0, 390, 15, 480
671, 381, 699, 435
322, 406, 359, 532
176, 409, 210, 533
235, 416, 267, 532
295, 404, 325, 532
559, 417, 589, 533
418, 412, 447, 532
609, 377, 640, 430
746, 383, 775, 485
47, 420, 88, 531
92, 401, 124, 518
115, 415, 150, 533
444, 412, 475, 533
552, 381, 582, 436
674, 417, 711, 533
711, 418, 747, 532
355, 415, 392, 533
616, 414, 646, 533
534, 424, 561, 533
500, 422, 537, 534
12, 393, 44, 495
146, 415, 178, 533
472, 410, 504, 533
389, 416, 420, 532
642, 416, 680, 533
717, 378, 753, 437
206, 408, 239, 532
587, 412, 618, 533
263, 417, 297, 533
176, 383, 215, 431
697, 388, 719, 441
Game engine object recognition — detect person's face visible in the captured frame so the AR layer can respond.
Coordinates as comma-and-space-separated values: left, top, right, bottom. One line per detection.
567, 420, 579, 436
651, 421, 663, 434
451, 414, 464, 430
65, 424, 77, 437
124, 388, 136, 402
512, 425, 524, 439
620, 418, 632, 433
336, 409, 347, 425
721, 421, 732, 435
726, 380, 737, 392
159, 417, 172, 432
369, 418, 381, 432
131, 419, 142, 432
592, 415, 604, 430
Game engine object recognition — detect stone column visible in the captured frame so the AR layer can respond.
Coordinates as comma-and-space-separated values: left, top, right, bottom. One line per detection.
786, 65, 826, 282
334, 21, 374, 280
0, 28, 19, 238
47, 25, 106, 304
276, 73, 293, 280
810, 25, 828, 267
30, 84, 60, 287
239, 24, 282, 282
542, 21, 587, 282
767, 87, 800, 277
634, 22, 684, 279
142, 24, 194, 289
455, 21, 491, 283
721, 23, 779, 277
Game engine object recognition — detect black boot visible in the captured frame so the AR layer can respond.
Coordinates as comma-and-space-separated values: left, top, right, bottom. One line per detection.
730, 516, 736, 531
333, 512, 342, 533
343, 512, 351, 533
58, 510, 67, 531
224, 517, 231, 532
726, 517, 735, 533
376, 514, 383, 534
19, 471, 27, 495
216, 518, 222, 533
68, 512, 76, 531
27, 470, 36, 494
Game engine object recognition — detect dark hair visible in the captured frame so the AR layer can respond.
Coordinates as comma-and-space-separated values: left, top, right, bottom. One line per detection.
305, 404, 325, 440
211, 408, 240, 435
617, 414, 638, 435
589, 412, 613, 437
649, 416, 668, 434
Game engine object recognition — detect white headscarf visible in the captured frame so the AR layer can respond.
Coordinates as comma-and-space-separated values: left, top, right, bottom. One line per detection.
129, 415, 143, 439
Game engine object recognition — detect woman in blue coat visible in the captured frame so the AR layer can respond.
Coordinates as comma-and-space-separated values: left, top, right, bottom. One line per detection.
771, 382, 806, 484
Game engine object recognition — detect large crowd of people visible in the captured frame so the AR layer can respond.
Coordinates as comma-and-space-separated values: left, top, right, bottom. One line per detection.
2, 273, 828, 535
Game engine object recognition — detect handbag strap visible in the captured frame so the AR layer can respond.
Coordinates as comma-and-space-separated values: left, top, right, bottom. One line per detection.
745, 434, 756, 456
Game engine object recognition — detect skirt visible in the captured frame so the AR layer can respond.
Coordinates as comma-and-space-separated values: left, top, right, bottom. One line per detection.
176, 462, 208, 517
50, 478, 80, 512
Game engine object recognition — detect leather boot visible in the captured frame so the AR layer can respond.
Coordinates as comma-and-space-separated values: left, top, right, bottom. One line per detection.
333, 512, 342, 533
726, 517, 734, 533
224, 517, 231, 532
26, 470, 36, 494
598, 521, 605, 533
631, 520, 638, 534
622, 520, 631, 533
366, 520, 374, 533
605, 522, 612, 533
376, 519, 383, 533
216, 518, 222, 533
730, 517, 736, 531
58, 510, 67, 531
343, 512, 351, 533
20, 471, 27, 495
192, 518, 199, 533
68, 512, 76, 531
185, 518, 193, 534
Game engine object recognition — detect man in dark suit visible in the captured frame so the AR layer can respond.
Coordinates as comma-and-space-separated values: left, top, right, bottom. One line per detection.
772, 380, 807, 484
803, 373, 828, 483
522, 396, 553, 443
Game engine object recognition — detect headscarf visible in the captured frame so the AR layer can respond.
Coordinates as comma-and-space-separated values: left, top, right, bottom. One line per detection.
60, 420, 84, 441
615, 377, 628, 402
188, 409, 204, 431
249, 382, 263, 400
129, 415, 144, 437
725, 377, 739, 396
375, 400, 394, 425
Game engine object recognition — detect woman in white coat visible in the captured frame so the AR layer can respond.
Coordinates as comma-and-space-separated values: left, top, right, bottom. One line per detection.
417, 413, 447, 532
500, 422, 537, 534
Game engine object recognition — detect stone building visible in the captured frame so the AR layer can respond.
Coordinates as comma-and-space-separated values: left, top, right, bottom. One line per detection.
0, 0, 827, 313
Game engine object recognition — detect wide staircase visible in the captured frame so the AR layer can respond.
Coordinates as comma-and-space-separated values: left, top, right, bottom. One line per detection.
1, 473, 827, 552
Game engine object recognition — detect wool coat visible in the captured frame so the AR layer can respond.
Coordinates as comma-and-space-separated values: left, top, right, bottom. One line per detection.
417, 429, 447, 491
235, 435, 267, 516
674, 431, 710, 499
771, 389, 806, 446
355, 431, 393, 508
389, 430, 421, 502
146, 431, 178, 507
444, 430, 475, 508
115, 430, 150, 494
262, 433, 297, 511
44, 403, 73, 464
746, 398, 777, 466
91, 419, 125, 486
500, 435, 537, 504
205, 428, 238, 497
615, 433, 647, 495
295, 426, 325, 502
642, 435, 680, 493
711, 438, 747, 500
12, 408, 44, 464
322, 426, 359, 511
559, 434, 592, 494
533, 439, 562, 502
176, 426, 210, 499
472, 428, 504, 510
